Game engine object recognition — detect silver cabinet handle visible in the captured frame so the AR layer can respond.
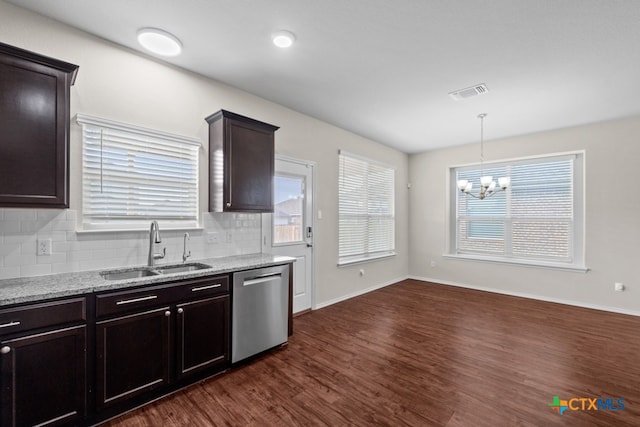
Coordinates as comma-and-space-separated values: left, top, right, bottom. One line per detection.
115, 295, 158, 305
164, 311, 171, 317
177, 308, 184, 314
191, 284, 222, 292
1, 346, 10, 354
0, 321, 21, 329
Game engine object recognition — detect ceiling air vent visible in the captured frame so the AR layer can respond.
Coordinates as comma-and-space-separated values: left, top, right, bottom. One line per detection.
448, 83, 489, 101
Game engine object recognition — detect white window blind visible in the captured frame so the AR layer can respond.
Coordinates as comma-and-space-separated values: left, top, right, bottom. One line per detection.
338, 150, 395, 265
451, 152, 584, 269
77, 114, 200, 230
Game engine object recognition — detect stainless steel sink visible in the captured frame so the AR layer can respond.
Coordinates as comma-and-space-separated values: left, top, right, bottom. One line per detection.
154, 263, 211, 275
100, 268, 159, 280
100, 263, 211, 280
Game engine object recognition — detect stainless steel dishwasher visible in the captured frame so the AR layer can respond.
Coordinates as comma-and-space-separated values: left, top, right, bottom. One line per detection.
232, 264, 289, 363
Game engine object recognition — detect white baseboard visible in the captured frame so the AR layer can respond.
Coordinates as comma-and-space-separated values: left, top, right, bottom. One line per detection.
409, 275, 640, 318
314, 275, 409, 310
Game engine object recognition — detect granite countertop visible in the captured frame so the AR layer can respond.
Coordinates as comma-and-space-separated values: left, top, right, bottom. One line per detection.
0, 253, 295, 307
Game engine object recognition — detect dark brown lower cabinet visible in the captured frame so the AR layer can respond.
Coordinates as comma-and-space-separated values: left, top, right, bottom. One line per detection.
0, 271, 259, 426
1, 325, 86, 427
176, 295, 229, 380
93, 275, 231, 420
96, 307, 171, 410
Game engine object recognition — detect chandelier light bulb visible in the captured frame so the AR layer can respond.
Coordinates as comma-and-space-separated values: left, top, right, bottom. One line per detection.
499, 177, 511, 189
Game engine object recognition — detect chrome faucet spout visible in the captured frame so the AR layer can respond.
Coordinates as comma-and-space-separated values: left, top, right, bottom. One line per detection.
148, 221, 166, 266
182, 232, 191, 263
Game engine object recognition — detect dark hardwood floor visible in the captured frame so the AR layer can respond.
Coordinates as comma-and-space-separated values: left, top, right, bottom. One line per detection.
101, 279, 640, 426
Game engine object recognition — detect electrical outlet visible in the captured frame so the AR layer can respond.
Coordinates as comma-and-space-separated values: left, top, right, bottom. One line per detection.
614, 282, 625, 292
37, 239, 52, 256
206, 232, 219, 244
225, 231, 233, 243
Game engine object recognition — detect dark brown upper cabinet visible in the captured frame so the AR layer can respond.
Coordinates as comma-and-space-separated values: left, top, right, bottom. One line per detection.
206, 110, 279, 213
0, 42, 78, 208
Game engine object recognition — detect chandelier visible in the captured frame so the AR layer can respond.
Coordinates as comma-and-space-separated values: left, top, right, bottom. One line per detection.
457, 113, 510, 199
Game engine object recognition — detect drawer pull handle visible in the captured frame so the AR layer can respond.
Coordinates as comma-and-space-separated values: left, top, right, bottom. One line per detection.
0, 346, 10, 354
116, 295, 158, 305
191, 284, 222, 292
0, 321, 21, 329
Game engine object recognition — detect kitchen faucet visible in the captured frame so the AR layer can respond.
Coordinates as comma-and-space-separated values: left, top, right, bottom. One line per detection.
148, 221, 166, 266
182, 232, 191, 263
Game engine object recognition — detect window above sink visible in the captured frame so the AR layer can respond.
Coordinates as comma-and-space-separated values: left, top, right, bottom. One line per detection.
77, 114, 201, 232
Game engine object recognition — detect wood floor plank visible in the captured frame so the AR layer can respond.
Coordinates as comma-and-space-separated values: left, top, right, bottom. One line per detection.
101, 280, 640, 426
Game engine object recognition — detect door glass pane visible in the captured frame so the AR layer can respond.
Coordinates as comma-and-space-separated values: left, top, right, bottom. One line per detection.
273, 175, 304, 244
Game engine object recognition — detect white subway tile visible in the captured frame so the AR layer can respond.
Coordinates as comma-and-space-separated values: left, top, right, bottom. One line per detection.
51, 261, 80, 274
37, 253, 66, 264
49, 231, 68, 242
0, 266, 20, 279
53, 241, 76, 252
0, 221, 20, 233
4, 209, 37, 221
52, 220, 75, 232
4, 234, 28, 246
37, 209, 63, 222
20, 264, 51, 277
68, 250, 95, 262
20, 238, 37, 256
4, 252, 37, 267
20, 221, 41, 234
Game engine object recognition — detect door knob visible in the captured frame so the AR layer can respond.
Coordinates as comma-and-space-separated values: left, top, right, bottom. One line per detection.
0, 346, 10, 354
177, 308, 184, 314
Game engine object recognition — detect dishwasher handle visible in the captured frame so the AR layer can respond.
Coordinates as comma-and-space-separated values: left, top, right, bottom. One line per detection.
243, 273, 282, 286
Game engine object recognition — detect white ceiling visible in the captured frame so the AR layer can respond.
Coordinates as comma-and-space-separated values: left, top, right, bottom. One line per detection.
8, 0, 640, 153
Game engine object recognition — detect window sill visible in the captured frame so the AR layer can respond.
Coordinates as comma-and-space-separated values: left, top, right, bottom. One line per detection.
443, 253, 588, 272
338, 252, 396, 267
76, 226, 204, 235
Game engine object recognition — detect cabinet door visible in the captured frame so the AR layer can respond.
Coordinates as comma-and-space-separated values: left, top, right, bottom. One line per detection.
96, 307, 171, 410
176, 295, 229, 380
225, 118, 274, 212
1, 325, 86, 427
0, 42, 78, 208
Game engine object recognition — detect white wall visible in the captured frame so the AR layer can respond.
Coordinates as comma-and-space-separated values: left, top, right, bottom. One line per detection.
0, 2, 410, 307
409, 116, 640, 314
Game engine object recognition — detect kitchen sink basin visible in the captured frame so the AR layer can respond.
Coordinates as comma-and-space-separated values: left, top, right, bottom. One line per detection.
154, 263, 211, 274
100, 263, 211, 280
100, 268, 159, 280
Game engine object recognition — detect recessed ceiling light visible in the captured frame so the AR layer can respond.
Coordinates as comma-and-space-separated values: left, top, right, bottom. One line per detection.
137, 28, 182, 56
272, 30, 296, 48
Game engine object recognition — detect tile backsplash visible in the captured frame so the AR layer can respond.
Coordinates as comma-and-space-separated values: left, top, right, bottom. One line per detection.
0, 209, 261, 279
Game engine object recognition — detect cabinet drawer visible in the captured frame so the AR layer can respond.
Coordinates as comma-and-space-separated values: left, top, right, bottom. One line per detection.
172, 275, 229, 300
0, 297, 86, 336
96, 275, 229, 318
96, 285, 172, 318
